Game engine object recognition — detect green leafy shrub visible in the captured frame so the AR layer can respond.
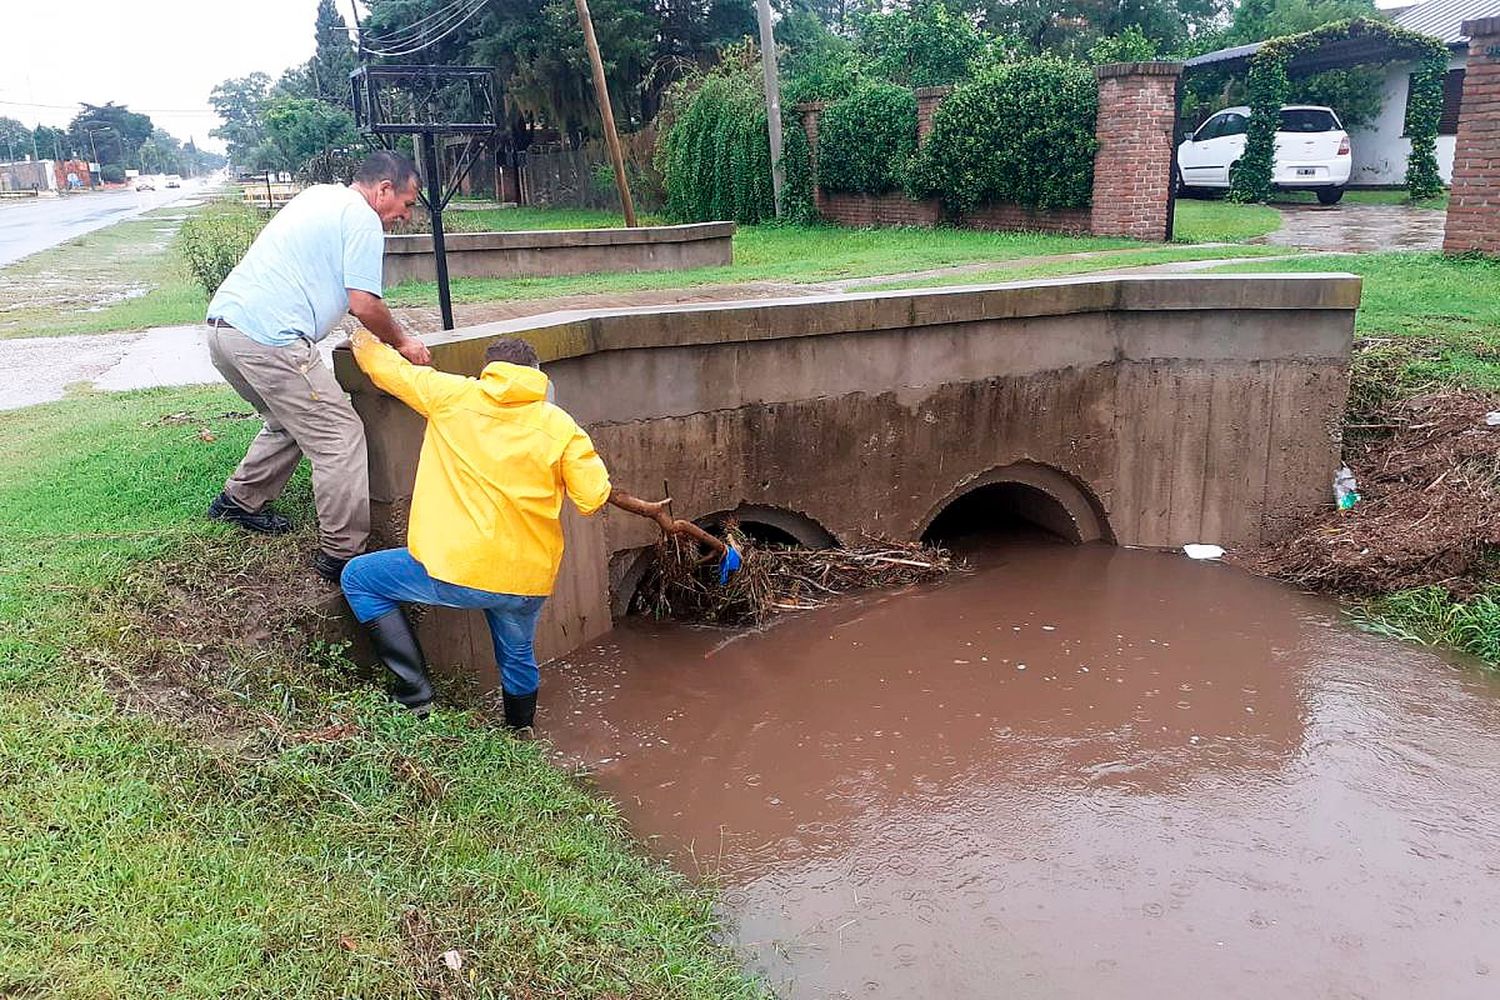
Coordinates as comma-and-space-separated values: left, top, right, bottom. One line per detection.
178, 204, 268, 295
99, 164, 126, 184
1089, 25, 1159, 65
817, 82, 918, 195
657, 42, 815, 225
908, 56, 1097, 214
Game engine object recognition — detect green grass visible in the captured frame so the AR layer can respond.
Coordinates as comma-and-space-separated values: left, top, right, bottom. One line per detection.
439, 206, 648, 232
0, 387, 759, 998
0, 208, 210, 340
1348, 587, 1500, 667
1216, 252, 1500, 403
1172, 198, 1283, 243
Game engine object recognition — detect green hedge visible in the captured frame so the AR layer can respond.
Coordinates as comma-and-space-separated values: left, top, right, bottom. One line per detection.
817, 81, 918, 195
178, 203, 268, 295
657, 44, 814, 225
907, 57, 1097, 214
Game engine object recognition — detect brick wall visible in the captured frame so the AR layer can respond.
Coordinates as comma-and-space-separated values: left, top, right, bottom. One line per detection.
1090, 62, 1182, 241
967, 202, 1092, 234
819, 191, 943, 227
1444, 17, 1500, 255
915, 85, 953, 143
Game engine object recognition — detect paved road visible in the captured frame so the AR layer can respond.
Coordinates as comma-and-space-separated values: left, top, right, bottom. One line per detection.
0, 184, 205, 267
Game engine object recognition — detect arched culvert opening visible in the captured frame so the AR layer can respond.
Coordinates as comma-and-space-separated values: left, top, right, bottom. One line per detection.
611, 504, 837, 619
920, 463, 1112, 550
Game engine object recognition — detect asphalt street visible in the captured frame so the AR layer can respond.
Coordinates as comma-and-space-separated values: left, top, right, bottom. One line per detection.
0, 183, 202, 267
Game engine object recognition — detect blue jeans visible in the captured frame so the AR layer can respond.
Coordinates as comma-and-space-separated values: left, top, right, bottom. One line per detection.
341, 548, 548, 696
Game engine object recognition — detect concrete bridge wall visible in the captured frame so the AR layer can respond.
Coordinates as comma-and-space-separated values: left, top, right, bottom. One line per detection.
335, 274, 1358, 690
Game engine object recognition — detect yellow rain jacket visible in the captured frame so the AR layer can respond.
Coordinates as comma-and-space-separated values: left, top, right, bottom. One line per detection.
350, 330, 611, 596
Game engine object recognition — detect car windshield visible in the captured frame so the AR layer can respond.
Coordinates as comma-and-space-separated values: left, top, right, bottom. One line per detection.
1278, 109, 1340, 133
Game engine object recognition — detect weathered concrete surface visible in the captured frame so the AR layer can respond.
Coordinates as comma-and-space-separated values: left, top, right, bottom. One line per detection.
383, 222, 735, 285
335, 273, 1359, 688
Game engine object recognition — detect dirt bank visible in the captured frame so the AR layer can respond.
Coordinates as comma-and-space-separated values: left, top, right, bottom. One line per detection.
1247, 391, 1500, 595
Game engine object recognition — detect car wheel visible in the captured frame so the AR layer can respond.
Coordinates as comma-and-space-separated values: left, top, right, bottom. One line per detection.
1316, 186, 1345, 206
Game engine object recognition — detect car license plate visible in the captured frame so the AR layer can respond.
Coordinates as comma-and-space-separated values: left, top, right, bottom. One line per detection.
1297, 168, 1317, 176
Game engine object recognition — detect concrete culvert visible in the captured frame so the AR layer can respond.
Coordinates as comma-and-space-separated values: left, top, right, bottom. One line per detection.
924, 482, 1084, 546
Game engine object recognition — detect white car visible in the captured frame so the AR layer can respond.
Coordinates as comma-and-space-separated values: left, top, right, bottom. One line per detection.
1177, 105, 1351, 204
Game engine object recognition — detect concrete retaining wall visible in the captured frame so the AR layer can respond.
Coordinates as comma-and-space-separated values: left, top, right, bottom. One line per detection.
336, 273, 1359, 690
382, 221, 734, 285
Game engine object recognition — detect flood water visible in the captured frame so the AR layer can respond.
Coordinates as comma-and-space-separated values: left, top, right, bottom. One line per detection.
543, 538, 1500, 999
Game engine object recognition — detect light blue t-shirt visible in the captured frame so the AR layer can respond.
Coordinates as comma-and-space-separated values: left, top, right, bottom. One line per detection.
208, 184, 385, 347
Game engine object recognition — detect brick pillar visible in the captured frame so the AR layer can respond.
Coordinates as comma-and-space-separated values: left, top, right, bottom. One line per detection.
1090, 61, 1183, 241
1444, 17, 1500, 255
797, 101, 828, 217
914, 85, 953, 144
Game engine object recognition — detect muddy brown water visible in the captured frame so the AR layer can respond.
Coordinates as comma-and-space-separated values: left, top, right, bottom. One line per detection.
544, 538, 1500, 999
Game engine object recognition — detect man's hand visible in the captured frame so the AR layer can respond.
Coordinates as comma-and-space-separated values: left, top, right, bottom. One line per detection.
397, 336, 432, 366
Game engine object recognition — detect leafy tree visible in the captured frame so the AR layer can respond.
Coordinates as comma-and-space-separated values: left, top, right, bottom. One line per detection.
1089, 24, 1161, 64
67, 103, 154, 168
855, 2, 988, 88
209, 73, 272, 167
781, 10, 864, 104
256, 97, 360, 173
32, 125, 70, 161
0, 117, 33, 161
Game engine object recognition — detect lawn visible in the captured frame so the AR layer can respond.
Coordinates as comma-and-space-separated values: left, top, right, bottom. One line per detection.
0, 387, 759, 998
0, 207, 209, 340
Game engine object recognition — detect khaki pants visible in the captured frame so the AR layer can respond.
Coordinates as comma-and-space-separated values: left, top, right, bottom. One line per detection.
207, 323, 369, 559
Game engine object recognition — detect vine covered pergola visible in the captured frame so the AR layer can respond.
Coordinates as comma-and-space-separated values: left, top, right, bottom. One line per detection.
1186, 17, 1450, 202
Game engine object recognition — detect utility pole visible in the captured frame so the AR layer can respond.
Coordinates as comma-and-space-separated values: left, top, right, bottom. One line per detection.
573, 0, 637, 226
755, 0, 784, 217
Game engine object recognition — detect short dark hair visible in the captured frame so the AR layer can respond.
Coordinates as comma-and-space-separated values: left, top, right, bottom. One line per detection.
354, 150, 418, 191
485, 337, 540, 368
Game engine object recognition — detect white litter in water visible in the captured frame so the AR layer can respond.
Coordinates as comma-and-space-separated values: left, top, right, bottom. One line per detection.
1487, 412, 1500, 426
1183, 543, 1225, 560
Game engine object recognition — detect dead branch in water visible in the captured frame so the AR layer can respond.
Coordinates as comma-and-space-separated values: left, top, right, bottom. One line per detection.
634, 525, 955, 625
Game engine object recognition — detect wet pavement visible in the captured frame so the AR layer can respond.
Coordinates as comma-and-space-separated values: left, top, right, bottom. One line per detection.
0, 185, 203, 267
544, 538, 1500, 999
1266, 202, 1446, 252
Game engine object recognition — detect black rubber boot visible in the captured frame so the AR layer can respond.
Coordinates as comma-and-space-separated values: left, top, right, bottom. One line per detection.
502, 689, 537, 731
208, 492, 291, 534
364, 609, 434, 716
313, 550, 351, 585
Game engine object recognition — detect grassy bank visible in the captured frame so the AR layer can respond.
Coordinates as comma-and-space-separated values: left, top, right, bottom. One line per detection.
1217, 252, 1500, 667
0, 387, 759, 998
0, 208, 209, 340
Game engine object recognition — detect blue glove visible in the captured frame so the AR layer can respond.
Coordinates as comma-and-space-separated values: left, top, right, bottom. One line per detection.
718, 544, 743, 585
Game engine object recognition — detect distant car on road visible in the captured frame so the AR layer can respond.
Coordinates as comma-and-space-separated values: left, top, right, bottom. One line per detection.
1177, 105, 1351, 204
135, 180, 155, 192
164, 175, 182, 189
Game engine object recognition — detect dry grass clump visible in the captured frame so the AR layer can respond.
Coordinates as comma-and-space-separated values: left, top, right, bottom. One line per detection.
1248, 392, 1500, 595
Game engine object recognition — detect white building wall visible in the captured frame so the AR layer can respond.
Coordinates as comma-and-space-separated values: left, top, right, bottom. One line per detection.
1348, 52, 1464, 187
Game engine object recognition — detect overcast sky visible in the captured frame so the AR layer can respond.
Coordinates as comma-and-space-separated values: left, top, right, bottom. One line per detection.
0, 0, 357, 153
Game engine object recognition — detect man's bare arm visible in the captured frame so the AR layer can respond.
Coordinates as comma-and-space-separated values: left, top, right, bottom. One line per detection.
348, 289, 431, 365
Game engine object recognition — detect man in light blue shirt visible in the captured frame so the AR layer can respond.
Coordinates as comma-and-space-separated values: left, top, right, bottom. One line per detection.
205, 150, 432, 583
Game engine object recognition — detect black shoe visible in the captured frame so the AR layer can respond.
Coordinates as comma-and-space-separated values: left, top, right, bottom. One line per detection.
312, 550, 351, 584
502, 689, 537, 731
208, 492, 291, 534
364, 609, 434, 715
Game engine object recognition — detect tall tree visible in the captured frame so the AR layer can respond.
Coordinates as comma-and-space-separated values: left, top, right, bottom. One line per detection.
32, 125, 70, 161
255, 96, 360, 172
0, 117, 33, 161
209, 73, 273, 166
67, 103, 154, 168
310, 0, 359, 102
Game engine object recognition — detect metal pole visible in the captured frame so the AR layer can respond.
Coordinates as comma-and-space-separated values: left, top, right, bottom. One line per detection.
573, 0, 638, 226
421, 131, 455, 330
755, 0, 784, 217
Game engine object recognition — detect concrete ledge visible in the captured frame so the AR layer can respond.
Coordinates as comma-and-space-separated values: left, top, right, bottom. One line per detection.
382, 221, 735, 284
338, 273, 1362, 380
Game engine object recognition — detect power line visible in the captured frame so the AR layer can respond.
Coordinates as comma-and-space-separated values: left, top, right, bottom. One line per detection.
359, 0, 476, 47
0, 97, 221, 116
360, 0, 488, 57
